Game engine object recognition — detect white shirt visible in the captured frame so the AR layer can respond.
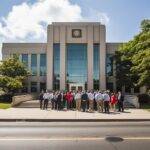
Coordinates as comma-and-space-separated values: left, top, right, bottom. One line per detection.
95, 93, 103, 101
49, 93, 54, 100
118, 93, 121, 100
88, 93, 94, 100
103, 93, 110, 101
74, 93, 81, 100
43, 92, 50, 100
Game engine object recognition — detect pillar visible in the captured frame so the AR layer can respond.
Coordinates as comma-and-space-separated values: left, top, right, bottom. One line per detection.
99, 25, 106, 90
46, 25, 53, 90
60, 25, 66, 90
87, 25, 94, 90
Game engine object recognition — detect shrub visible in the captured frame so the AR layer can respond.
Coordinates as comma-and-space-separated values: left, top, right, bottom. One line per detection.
0, 94, 13, 103
138, 94, 150, 104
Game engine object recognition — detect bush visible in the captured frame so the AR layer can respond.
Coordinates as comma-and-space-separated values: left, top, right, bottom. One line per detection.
138, 94, 150, 104
0, 94, 13, 103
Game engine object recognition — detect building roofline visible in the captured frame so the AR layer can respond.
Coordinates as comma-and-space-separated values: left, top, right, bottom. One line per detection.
51, 22, 102, 26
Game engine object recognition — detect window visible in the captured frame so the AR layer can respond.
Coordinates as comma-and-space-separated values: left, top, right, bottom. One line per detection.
106, 54, 113, 76
22, 54, 28, 67
53, 44, 60, 90
93, 44, 100, 90
67, 44, 87, 90
40, 54, 46, 76
106, 82, 113, 92
40, 82, 46, 92
31, 54, 37, 76
31, 82, 37, 92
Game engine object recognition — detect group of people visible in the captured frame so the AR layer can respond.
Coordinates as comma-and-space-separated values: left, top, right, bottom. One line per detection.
39, 90, 124, 113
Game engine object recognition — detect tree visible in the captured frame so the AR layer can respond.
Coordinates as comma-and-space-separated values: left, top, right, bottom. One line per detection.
0, 56, 30, 94
115, 19, 150, 90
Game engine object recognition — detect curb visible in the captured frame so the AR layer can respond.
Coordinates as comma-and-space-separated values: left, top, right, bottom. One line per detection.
0, 119, 150, 122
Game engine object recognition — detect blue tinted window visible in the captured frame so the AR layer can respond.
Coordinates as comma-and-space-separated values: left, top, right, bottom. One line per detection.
67, 44, 87, 89
31, 82, 37, 92
106, 54, 113, 76
22, 54, 28, 67
53, 44, 60, 90
93, 44, 100, 90
31, 54, 37, 76
40, 54, 46, 76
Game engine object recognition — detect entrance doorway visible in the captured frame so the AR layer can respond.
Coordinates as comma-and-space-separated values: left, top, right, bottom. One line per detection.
69, 83, 84, 91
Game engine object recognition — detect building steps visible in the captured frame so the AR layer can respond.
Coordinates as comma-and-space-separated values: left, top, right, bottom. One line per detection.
124, 95, 139, 108
15, 100, 40, 108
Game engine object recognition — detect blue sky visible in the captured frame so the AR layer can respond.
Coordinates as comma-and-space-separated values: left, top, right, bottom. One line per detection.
0, 0, 150, 59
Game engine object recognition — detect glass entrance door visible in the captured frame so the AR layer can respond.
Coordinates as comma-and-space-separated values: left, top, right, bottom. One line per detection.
69, 83, 84, 91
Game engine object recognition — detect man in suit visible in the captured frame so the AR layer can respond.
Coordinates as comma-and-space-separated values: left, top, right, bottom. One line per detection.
43, 90, 50, 110
39, 90, 44, 109
118, 91, 124, 112
81, 91, 88, 112
103, 91, 110, 113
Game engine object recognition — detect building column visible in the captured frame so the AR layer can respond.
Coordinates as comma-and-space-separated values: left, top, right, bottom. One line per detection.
60, 26, 66, 90
47, 25, 53, 90
87, 25, 94, 90
99, 25, 106, 90
37, 54, 40, 77
28, 54, 31, 93
140, 86, 147, 94
37, 82, 40, 93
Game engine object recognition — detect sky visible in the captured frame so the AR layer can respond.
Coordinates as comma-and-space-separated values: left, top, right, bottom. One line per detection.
0, 0, 150, 60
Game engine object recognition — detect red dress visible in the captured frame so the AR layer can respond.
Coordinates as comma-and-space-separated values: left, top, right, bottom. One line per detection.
65, 92, 73, 103
111, 95, 117, 104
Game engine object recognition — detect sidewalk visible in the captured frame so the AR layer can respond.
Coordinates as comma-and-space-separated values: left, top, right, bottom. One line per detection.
0, 108, 150, 121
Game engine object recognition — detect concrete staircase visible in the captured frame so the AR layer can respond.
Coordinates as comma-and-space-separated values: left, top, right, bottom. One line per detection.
15, 100, 40, 108
124, 95, 139, 108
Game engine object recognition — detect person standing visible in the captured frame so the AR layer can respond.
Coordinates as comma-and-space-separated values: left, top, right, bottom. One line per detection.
63, 92, 67, 111
51, 91, 56, 110
43, 90, 50, 110
103, 91, 110, 113
48, 91, 54, 110
56, 91, 62, 110
95, 91, 104, 113
88, 91, 94, 112
110, 92, 118, 112
81, 91, 88, 112
117, 91, 124, 112
39, 90, 44, 109
74, 91, 82, 111
66, 91, 73, 110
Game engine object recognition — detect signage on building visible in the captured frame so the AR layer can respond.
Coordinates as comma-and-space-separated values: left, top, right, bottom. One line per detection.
72, 29, 82, 38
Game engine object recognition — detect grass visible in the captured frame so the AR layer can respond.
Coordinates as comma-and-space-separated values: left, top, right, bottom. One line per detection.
140, 104, 150, 111
0, 103, 11, 109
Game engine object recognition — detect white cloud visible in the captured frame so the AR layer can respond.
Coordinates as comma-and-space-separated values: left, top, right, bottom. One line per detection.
0, 0, 110, 60
83, 8, 109, 25
0, 0, 82, 41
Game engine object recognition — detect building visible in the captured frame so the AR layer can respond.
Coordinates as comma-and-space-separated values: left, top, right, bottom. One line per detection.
2, 22, 140, 93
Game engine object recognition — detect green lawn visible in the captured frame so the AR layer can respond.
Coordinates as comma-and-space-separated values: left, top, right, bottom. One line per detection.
0, 103, 11, 109
141, 104, 150, 111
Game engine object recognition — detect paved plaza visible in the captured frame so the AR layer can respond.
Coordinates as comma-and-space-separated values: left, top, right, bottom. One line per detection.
0, 108, 150, 120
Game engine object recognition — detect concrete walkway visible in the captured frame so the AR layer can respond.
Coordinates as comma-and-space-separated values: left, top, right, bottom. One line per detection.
0, 108, 150, 121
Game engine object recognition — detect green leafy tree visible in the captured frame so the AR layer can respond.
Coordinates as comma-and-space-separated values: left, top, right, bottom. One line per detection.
0, 56, 30, 94
115, 19, 150, 90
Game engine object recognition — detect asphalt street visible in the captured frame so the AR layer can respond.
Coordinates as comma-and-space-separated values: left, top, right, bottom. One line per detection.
0, 122, 150, 150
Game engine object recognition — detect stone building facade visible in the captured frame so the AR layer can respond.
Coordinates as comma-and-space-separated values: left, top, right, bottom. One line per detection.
3, 22, 137, 93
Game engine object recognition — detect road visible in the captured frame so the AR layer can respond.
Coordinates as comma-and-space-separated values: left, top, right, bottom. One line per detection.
0, 122, 150, 150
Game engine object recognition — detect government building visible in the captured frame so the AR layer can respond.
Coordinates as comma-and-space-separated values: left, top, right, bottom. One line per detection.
2, 22, 140, 93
